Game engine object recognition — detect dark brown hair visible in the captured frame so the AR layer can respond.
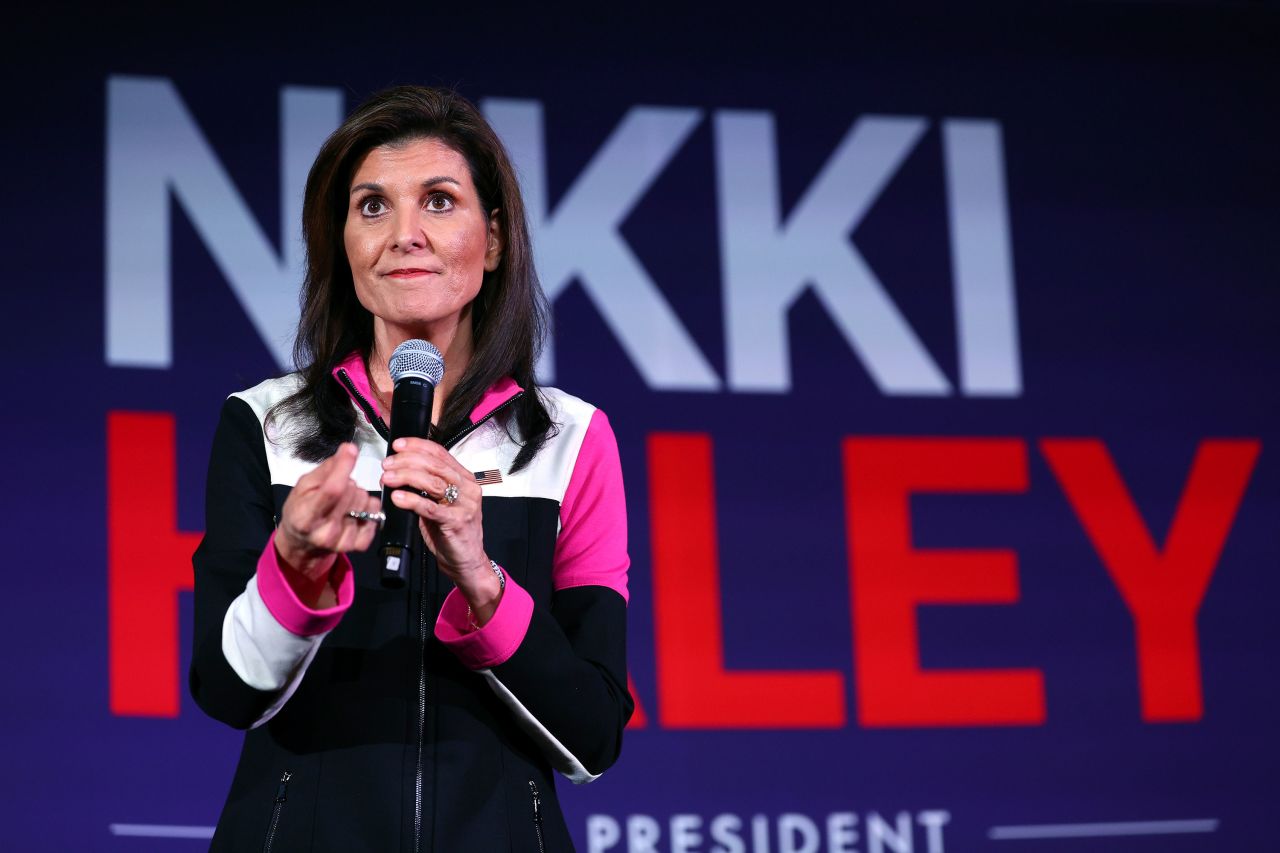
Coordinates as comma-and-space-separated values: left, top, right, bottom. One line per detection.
270, 85, 553, 471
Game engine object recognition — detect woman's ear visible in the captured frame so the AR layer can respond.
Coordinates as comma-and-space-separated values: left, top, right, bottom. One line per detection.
484, 210, 504, 272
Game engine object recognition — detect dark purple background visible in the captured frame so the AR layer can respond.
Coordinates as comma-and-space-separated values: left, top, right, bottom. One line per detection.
3, 3, 1277, 850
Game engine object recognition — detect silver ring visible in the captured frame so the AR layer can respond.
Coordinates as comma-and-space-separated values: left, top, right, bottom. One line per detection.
347, 510, 386, 525
441, 483, 459, 505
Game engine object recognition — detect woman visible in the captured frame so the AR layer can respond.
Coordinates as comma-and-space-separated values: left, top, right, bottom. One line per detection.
190, 86, 632, 852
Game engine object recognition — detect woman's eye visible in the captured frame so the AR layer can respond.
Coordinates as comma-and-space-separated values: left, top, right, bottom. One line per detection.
359, 198, 386, 217
426, 193, 453, 212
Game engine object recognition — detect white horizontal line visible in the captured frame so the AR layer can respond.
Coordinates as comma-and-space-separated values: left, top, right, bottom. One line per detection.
989, 819, 1219, 840
108, 824, 216, 839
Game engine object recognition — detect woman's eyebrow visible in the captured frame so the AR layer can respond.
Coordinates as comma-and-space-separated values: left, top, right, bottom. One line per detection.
349, 176, 461, 195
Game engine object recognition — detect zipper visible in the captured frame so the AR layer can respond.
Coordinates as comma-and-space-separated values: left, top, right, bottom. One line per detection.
262, 770, 291, 853
335, 368, 391, 440
442, 391, 524, 449
529, 781, 546, 853
408, 389, 523, 852
414, 549, 428, 853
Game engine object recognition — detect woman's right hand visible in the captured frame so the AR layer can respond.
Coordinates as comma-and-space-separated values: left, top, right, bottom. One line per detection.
275, 443, 380, 605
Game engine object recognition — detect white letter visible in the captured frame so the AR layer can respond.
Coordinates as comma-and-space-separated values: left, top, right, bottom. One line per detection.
751, 815, 771, 853
628, 814, 662, 853
916, 810, 950, 853
588, 815, 622, 853
710, 814, 746, 853
827, 812, 860, 853
867, 812, 913, 853
484, 99, 719, 390
777, 814, 820, 853
715, 110, 949, 395
106, 76, 342, 369
672, 813, 703, 853
943, 120, 1020, 396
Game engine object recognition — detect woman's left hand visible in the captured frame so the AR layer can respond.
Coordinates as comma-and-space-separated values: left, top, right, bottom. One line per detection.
381, 437, 503, 622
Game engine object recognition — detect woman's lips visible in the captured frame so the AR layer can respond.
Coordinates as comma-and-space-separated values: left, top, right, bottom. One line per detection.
384, 268, 437, 279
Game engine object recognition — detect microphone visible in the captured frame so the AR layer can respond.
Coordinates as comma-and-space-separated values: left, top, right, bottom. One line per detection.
378, 339, 445, 588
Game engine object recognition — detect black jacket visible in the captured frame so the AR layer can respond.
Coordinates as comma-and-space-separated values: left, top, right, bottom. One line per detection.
190, 367, 632, 852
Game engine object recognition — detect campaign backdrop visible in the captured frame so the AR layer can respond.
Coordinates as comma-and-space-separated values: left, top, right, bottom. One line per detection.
4, 4, 1278, 851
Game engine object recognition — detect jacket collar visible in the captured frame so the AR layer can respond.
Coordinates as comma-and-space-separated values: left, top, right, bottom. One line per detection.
330, 351, 522, 427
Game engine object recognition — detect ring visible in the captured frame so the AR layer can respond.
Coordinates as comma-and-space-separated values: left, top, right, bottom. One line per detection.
441, 483, 459, 505
347, 510, 386, 525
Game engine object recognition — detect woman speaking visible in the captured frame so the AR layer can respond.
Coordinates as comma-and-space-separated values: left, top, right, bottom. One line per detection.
189, 86, 632, 851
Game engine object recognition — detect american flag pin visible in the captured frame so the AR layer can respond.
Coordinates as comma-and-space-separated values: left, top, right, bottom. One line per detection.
473, 469, 503, 485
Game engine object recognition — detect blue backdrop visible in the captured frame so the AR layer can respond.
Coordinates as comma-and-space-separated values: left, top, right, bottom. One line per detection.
3, 4, 1277, 850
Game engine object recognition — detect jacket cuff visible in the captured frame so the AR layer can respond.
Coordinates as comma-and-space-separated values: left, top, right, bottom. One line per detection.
256, 530, 354, 636
435, 571, 533, 669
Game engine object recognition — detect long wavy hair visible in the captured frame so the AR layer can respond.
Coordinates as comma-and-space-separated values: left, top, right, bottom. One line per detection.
269, 86, 553, 471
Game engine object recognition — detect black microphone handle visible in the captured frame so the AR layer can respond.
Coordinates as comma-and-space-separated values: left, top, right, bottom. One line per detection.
379, 376, 436, 587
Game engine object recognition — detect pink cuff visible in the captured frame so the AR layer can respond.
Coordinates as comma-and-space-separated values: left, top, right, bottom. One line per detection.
257, 530, 355, 636
434, 571, 533, 669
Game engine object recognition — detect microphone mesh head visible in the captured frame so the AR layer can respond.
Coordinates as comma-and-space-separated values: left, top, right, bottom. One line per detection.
389, 339, 445, 386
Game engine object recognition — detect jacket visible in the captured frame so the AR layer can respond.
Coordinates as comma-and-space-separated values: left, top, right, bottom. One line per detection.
189, 353, 632, 852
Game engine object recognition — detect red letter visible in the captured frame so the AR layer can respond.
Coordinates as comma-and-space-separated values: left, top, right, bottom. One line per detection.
626, 674, 648, 729
650, 433, 846, 728
108, 412, 201, 717
844, 438, 1045, 727
1041, 439, 1260, 721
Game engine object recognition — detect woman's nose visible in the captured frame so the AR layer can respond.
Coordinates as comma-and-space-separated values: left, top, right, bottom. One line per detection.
392, 209, 428, 252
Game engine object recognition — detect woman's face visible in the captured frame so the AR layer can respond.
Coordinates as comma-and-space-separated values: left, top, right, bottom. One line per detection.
343, 137, 502, 340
